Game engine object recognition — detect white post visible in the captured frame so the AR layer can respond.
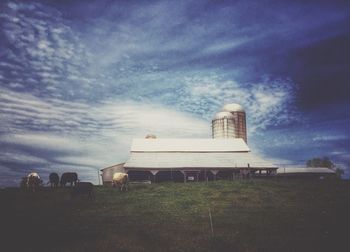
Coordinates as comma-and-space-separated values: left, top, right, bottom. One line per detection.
150, 170, 159, 183
211, 170, 219, 181
97, 169, 101, 185
180, 170, 186, 183
209, 208, 214, 237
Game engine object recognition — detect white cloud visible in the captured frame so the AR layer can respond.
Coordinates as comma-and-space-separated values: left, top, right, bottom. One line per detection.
313, 135, 348, 142
0, 87, 210, 185
330, 150, 347, 156
1, 133, 84, 153
0, 150, 48, 165
0, 2, 93, 99
203, 38, 250, 55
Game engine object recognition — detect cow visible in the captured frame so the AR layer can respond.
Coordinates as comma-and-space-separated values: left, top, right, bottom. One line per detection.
49, 172, 59, 188
26, 172, 42, 192
71, 182, 94, 200
112, 172, 129, 191
60, 172, 78, 187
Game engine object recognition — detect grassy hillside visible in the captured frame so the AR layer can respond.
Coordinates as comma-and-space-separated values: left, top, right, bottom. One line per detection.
1, 179, 350, 252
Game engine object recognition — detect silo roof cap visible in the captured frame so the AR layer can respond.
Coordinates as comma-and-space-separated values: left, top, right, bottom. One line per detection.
222, 103, 245, 112
213, 111, 234, 120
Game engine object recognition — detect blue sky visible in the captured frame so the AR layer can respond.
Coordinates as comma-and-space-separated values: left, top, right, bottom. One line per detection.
1, 0, 349, 186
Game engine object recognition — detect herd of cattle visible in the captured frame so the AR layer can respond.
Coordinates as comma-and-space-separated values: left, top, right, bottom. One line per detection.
20, 172, 129, 199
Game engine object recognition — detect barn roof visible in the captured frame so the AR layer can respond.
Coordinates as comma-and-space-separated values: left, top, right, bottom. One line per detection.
100, 162, 125, 171
124, 152, 277, 169
130, 138, 250, 152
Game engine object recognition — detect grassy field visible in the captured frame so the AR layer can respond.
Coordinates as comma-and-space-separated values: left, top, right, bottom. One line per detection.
1, 179, 350, 252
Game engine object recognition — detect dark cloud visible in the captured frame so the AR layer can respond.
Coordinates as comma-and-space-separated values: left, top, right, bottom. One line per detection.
290, 32, 350, 109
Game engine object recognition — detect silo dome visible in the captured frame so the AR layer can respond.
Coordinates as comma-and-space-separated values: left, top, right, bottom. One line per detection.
213, 111, 234, 120
220, 103, 247, 143
222, 103, 245, 113
212, 111, 235, 139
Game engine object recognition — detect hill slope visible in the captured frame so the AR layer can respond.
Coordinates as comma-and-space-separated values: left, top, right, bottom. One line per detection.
1, 179, 350, 252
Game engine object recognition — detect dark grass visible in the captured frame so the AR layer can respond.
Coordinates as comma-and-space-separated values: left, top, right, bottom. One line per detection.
1, 179, 350, 252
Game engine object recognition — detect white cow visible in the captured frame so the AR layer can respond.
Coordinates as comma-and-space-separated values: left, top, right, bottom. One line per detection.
112, 172, 129, 191
26, 172, 42, 192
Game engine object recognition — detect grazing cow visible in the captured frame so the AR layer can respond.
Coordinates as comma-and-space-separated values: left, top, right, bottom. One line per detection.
49, 172, 59, 188
60, 172, 78, 187
71, 182, 94, 199
26, 172, 42, 192
112, 172, 129, 191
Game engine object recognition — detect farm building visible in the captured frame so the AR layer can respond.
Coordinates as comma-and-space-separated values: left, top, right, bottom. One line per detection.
100, 103, 278, 183
276, 167, 336, 179
121, 138, 277, 182
100, 163, 125, 186
100, 103, 337, 184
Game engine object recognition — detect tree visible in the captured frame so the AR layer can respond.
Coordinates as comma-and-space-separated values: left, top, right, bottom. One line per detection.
335, 167, 344, 179
306, 156, 335, 168
306, 156, 344, 179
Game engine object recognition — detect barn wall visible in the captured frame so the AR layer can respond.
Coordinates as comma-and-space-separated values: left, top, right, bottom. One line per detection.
101, 163, 125, 185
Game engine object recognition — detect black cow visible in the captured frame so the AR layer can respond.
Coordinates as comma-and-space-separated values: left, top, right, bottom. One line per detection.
49, 173, 59, 188
60, 172, 78, 187
71, 182, 94, 199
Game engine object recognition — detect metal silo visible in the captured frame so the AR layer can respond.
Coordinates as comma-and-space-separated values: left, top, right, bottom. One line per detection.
222, 103, 247, 143
212, 111, 235, 138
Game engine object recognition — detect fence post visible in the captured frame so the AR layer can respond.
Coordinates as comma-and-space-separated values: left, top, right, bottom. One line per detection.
209, 208, 214, 237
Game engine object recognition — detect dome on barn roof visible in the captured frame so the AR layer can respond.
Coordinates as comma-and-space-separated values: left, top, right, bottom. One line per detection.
145, 134, 157, 139
222, 103, 245, 113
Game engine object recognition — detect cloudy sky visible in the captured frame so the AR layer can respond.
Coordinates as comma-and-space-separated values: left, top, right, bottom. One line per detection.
1, 0, 349, 186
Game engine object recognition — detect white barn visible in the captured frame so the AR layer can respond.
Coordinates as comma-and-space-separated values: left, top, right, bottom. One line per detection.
122, 138, 278, 182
